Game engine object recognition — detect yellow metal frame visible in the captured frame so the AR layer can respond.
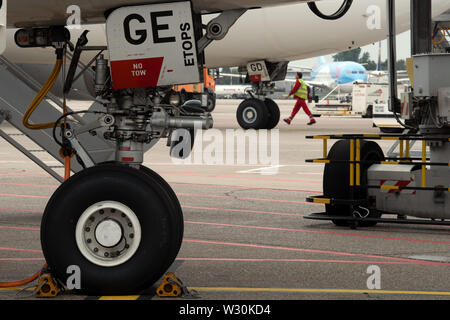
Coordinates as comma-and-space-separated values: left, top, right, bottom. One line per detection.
307, 134, 450, 193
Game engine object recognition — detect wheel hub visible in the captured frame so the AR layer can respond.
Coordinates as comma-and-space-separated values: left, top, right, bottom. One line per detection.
75, 201, 142, 267
243, 106, 257, 124
95, 219, 123, 248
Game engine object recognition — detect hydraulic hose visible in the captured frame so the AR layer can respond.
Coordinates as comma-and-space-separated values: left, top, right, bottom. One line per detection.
0, 264, 48, 289
22, 57, 63, 130
308, 0, 353, 20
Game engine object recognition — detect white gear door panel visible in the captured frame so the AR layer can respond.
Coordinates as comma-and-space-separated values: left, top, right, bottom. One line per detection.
106, 1, 200, 89
0, 0, 6, 54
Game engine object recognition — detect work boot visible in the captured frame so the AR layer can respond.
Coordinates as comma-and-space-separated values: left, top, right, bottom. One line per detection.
307, 118, 316, 126
283, 117, 292, 125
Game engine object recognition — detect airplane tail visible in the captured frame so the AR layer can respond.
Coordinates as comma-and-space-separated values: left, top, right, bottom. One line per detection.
318, 56, 327, 66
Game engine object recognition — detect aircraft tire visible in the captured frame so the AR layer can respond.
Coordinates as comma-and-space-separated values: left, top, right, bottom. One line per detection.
323, 140, 384, 227
236, 98, 269, 130
264, 98, 281, 130
41, 164, 183, 295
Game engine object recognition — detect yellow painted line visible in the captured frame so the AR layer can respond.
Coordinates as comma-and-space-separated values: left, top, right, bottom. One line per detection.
313, 159, 330, 164
380, 185, 399, 190
0, 287, 27, 292
378, 124, 402, 127
363, 134, 380, 138
312, 198, 331, 205
99, 296, 140, 300
189, 287, 450, 296
381, 137, 399, 141
313, 136, 331, 140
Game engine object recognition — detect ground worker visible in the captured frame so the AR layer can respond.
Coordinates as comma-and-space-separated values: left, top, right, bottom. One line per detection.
284, 72, 316, 125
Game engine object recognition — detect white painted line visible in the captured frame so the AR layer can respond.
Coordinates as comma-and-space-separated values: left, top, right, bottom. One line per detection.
237, 165, 285, 174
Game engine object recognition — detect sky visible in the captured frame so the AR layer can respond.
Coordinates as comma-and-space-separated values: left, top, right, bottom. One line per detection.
291, 31, 412, 68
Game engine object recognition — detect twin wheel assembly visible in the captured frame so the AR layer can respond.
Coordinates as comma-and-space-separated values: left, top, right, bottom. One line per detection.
236, 98, 280, 130
41, 164, 184, 295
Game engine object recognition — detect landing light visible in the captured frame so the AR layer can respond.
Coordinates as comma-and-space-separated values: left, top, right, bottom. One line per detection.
14, 27, 70, 48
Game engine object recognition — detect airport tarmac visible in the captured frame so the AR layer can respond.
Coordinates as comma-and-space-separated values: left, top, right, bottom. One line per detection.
0, 100, 449, 301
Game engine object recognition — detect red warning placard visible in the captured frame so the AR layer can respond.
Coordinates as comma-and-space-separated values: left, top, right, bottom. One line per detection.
110, 57, 164, 90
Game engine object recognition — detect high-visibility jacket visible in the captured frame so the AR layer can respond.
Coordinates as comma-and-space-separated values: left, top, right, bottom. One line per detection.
294, 79, 308, 100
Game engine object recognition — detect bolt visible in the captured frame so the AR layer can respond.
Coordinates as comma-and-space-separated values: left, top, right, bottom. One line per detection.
85, 227, 90, 232
99, 210, 104, 214
87, 239, 92, 244
104, 252, 109, 257
94, 248, 99, 253
129, 233, 134, 239
128, 223, 133, 228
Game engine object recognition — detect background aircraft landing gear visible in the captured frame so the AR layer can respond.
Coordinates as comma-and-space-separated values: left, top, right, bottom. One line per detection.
40, 164, 184, 295
236, 98, 280, 130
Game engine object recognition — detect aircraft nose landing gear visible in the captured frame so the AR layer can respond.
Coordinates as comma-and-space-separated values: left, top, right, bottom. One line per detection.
41, 164, 184, 295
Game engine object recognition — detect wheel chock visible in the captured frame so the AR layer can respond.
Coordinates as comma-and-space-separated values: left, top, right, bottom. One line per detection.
35, 273, 60, 298
156, 273, 184, 297
156, 272, 199, 298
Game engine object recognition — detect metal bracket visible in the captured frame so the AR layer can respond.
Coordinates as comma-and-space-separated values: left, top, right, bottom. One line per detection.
65, 129, 96, 168
197, 9, 247, 53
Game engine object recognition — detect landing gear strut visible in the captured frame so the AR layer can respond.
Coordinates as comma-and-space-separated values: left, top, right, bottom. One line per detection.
32, 1, 244, 295
236, 61, 287, 130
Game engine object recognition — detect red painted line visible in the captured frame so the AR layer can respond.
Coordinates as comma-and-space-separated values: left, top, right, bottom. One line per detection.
176, 257, 447, 266
0, 208, 42, 214
0, 173, 49, 178
0, 193, 49, 199
0, 205, 303, 218
0, 182, 58, 188
184, 221, 450, 245
177, 193, 317, 205
0, 225, 40, 231
0, 192, 317, 206
0, 258, 44, 261
183, 239, 449, 265
160, 172, 321, 184
170, 182, 322, 194
0, 247, 42, 254
3, 180, 323, 195
182, 205, 304, 217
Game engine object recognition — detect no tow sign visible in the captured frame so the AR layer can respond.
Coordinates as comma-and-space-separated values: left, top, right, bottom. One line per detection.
106, 1, 200, 89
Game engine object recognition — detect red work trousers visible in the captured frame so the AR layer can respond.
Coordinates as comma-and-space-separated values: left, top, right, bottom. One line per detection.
290, 98, 313, 119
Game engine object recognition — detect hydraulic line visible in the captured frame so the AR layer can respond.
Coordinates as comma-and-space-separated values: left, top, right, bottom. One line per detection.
308, 0, 353, 20
0, 264, 48, 289
22, 53, 63, 130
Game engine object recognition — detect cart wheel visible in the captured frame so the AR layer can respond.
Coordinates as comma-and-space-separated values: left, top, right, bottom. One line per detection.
236, 98, 269, 130
41, 164, 183, 295
264, 98, 281, 130
323, 140, 384, 227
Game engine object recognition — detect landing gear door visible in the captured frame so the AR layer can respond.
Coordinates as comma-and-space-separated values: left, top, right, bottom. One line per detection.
0, 0, 6, 54
247, 61, 271, 83
106, 1, 200, 90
